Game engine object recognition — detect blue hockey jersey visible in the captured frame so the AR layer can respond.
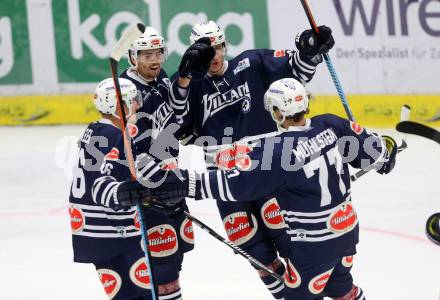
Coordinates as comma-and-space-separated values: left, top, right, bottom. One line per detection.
69, 119, 141, 264
197, 114, 387, 262
121, 68, 180, 181
169, 49, 319, 169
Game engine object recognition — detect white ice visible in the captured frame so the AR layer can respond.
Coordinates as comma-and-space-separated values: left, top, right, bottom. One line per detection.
1, 126, 439, 300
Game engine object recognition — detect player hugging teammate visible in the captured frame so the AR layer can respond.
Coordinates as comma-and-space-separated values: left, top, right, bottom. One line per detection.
69, 27, 192, 300
69, 18, 399, 300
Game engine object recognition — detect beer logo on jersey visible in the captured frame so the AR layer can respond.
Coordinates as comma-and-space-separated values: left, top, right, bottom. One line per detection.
128, 124, 139, 138
69, 205, 85, 233
180, 218, 195, 244
134, 211, 141, 230
223, 212, 258, 246
97, 268, 122, 299
274, 50, 286, 57
129, 258, 151, 289
160, 158, 178, 170
308, 268, 333, 294
105, 148, 119, 161
215, 144, 252, 170
350, 121, 364, 135
147, 224, 178, 257
233, 58, 250, 75
327, 202, 358, 233
341, 255, 354, 268
260, 198, 285, 230
241, 96, 251, 113
202, 82, 250, 125
284, 260, 301, 288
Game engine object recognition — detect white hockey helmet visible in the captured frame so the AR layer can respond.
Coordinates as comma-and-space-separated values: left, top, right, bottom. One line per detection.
94, 78, 138, 118
264, 78, 309, 127
128, 26, 167, 67
189, 20, 226, 46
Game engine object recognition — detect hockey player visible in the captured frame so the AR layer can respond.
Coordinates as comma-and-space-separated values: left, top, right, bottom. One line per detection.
168, 20, 335, 298
129, 77, 398, 299
69, 77, 153, 299
119, 27, 193, 299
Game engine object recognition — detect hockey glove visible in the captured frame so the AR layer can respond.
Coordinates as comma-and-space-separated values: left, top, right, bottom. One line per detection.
116, 180, 151, 209
178, 37, 216, 81
295, 25, 335, 64
143, 171, 200, 215
426, 213, 440, 246
377, 135, 397, 174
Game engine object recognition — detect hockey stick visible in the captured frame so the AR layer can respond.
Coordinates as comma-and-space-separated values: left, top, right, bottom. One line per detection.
396, 121, 440, 145
350, 105, 410, 182
299, 0, 355, 121
109, 23, 160, 300
183, 212, 284, 282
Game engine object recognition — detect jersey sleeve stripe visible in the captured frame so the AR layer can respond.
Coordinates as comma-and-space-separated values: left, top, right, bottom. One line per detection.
202, 173, 214, 199
222, 171, 237, 202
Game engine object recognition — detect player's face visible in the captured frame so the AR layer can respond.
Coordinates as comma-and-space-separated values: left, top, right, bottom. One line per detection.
208, 44, 226, 75
136, 49, 164, 81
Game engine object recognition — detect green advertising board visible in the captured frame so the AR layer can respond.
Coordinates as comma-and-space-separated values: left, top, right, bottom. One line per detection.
0, 0, 32, 84
49, 0, 269, 82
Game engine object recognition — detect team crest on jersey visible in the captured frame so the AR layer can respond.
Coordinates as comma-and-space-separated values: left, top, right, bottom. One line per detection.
180, 218, 195, 245
69, 205, 85, 233
241, 96, 251, 113
223, 212, 258, 246
233, 58, 250, 75
105, 148, 120, 161
128, 124, 139, 138
215, 144, 252, 170
160, 158, 178, 170
350, 121, 364, 135
274, 50, 286, 57
129, 258, 151, 289
260, 198, 285, 230
341, 255, 354, 268
147, 224, 178, 257
308, 268, 334, 294
97, 268, 122, 299
284, 260, 301, 288
326, 202, 358, 233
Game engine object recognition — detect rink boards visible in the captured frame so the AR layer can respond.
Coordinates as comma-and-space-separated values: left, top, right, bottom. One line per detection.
0, 94, 439, 127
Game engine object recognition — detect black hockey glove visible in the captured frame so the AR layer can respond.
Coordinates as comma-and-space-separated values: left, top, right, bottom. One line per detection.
144, 170, 200, 214
426, 213, 440, 246
377, 135, 397, 174
178, 37, 216, 81
116, 180, 151, 209
295, 25, 335, 64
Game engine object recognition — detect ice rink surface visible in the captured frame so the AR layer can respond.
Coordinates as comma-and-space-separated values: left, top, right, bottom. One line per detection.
1, 125, 439, 300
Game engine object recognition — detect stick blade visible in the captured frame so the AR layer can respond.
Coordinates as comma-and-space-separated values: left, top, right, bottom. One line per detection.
396, 121, 440, 144
110, 23, 145, 62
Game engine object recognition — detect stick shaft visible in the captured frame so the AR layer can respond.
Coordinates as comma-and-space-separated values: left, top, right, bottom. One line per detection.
183, 212, 283, 282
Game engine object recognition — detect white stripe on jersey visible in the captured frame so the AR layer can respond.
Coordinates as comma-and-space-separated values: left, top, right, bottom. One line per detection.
289, 231, 348, 242
222, 172, 236, 201
159, 290, 182, 300
72, 203, 136, 213
294, 52, 315, 73
216, 170, 228, 201
102, 181, 117, 207
83, 211, 136, 220
282, 195, 351, 217
283, 216, 328, 224
202, 173, 214, 199
85, 225, 138, 231
73, 231, 141, 238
